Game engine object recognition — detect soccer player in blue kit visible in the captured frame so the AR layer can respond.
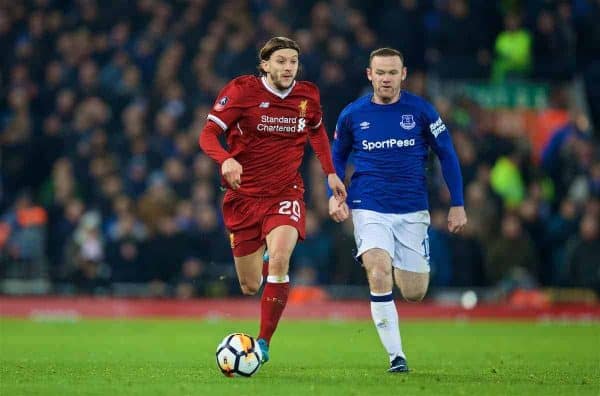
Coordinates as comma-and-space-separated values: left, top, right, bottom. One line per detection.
328, 48, 467, 373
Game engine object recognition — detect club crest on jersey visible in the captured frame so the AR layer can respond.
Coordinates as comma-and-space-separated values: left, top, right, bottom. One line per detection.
400, 114, 416, 130
298, 100, 308, 117
214, 96, 228, 111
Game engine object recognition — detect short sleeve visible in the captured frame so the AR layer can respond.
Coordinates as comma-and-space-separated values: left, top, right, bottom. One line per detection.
207, 79, 245, 131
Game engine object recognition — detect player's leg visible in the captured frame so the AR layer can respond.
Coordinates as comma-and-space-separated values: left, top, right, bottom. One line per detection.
256, 194, 305, 362
223, 191, 266, 294
264, 224, 297, 278
362, 249, 407, 372
256, 225, 298, 362
353, 209, 407, 372
394, 269, 429, 302
233, 245, 266, 295
391, 210, 431, 302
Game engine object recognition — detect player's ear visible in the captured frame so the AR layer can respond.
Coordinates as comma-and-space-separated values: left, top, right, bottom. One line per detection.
366, 68, 372, 81
401, 67, 407, 81
261, 60, 269, 73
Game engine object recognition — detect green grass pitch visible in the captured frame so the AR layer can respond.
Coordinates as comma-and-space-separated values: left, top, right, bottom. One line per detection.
1, 318, 598, 395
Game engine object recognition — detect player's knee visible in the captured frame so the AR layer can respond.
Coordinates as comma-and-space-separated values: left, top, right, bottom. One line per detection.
400, 288, 427, 302
367, 267, 392, 289
240, 279, 261, 295
266, 250, 290, 275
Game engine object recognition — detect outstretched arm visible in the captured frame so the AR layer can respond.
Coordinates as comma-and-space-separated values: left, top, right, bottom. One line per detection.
327, 113, 354, 222
309, 124, 347, 202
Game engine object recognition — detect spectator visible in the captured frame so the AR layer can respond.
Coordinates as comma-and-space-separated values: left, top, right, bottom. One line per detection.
64, 211, 110, 294
490, 144, 527, 209
174, 257, 211, 299
426, 0, 491, 78
0, 192, 48, 279
491, 11, 532, 82
292, 210, 332, 284
565, 212, 600, 292
428, 208, 453, 287
532, 7, 576, 81
450, 222, 486, 287
377, 0, 425, 70
545, 199, 580, 285
485, 213, 539, 287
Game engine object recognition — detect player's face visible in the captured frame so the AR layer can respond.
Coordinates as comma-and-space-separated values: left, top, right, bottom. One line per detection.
262, 48, 299, 90
367, 56, 407, 104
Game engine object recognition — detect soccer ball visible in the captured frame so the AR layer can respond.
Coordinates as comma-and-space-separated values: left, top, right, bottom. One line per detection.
215, 333, 262, 377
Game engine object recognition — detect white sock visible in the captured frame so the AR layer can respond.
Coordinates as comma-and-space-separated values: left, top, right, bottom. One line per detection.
370, 291, 405, 362
266, 275, 289, 283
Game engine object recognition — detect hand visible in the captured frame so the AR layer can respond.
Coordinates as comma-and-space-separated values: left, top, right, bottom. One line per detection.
327, 173, 347, 203
448, 206, 467, 233
221, 158, 243, 190
329, 196, 349, 223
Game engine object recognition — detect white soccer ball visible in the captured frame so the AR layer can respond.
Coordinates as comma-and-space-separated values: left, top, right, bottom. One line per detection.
216, 333, 262, 377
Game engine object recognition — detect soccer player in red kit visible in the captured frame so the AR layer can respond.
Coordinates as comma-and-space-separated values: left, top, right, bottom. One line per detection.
199, 36, 346, 363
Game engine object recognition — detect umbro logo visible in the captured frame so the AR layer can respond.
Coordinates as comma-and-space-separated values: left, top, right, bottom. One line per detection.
259, 102, 270, 108
359, 121, 370, 130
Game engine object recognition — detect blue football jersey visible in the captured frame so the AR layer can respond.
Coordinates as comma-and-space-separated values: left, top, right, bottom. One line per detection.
332, 91, 463, 214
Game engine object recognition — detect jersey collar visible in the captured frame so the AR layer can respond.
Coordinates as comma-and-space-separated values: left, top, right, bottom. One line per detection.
370, 91, 403, 105
261, 76, 296, 99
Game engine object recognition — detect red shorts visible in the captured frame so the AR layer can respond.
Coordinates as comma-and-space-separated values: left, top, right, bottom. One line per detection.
222, 189, 306, 257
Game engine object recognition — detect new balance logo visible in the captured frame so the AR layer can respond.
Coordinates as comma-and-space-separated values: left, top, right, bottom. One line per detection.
259, 102, 270, 108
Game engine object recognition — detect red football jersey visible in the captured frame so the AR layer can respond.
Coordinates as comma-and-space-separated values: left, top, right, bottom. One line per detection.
207, 75, 323, 197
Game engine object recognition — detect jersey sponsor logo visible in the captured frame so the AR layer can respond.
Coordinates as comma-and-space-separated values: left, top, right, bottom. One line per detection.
362, 138, 416, 151
429, 117, 447, 138
400, 114, 416, 130
359, 121, 370, 130
257, 115, 303, 133
298, 100, 308, 117
214, 96, 229, 111
259, 102, 270, 108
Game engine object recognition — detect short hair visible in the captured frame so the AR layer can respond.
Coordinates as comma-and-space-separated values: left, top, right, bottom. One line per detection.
369, 48, 405, 66
257, 36, 301, 76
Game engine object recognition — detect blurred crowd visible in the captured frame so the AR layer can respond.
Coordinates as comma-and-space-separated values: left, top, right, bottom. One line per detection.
1, 0, 599, 298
